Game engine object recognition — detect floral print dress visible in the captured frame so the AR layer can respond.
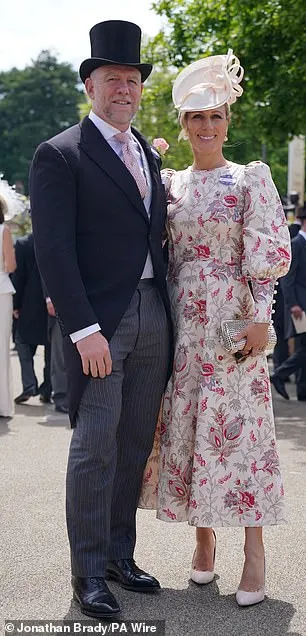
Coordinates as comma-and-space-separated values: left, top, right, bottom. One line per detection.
140, 161, 291, 527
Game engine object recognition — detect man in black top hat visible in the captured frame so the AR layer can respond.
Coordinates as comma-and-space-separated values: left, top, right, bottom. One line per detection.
288, 192, 302, 239
271, 204, 306, 400
30, 20, 172, 618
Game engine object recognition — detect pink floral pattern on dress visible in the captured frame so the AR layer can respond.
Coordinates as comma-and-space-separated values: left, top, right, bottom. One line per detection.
139, 161, 291, 527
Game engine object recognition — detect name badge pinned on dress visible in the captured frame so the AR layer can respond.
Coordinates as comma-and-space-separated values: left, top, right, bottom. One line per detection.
219, 173, 237, 186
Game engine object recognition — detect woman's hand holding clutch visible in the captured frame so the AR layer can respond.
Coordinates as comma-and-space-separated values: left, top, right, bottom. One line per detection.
234, 323, 270, 358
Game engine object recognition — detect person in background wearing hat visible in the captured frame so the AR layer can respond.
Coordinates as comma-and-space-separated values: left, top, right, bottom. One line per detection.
271, 205, 306, 401
0, 182, 16, 418
288, 192, 302, 239
140, 50, 291, 607
30, 20, 172, 619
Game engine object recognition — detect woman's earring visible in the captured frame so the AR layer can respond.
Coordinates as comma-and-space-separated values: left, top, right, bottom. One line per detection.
224, 135, 228, 142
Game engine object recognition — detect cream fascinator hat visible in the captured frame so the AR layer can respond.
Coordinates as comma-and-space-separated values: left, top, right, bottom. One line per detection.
0, 177, 24, 221
172, 49, 244, 112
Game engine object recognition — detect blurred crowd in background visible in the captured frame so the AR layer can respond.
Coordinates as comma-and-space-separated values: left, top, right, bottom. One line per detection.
0, 177, 68, 418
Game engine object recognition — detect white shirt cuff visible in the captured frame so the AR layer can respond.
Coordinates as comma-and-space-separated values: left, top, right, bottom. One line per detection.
70, 323, 101, 343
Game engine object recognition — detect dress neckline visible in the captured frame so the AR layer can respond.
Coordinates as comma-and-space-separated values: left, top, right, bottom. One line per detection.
189, 161, 234, 173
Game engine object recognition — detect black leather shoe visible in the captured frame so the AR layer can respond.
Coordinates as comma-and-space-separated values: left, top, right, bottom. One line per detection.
72, 576, 120, 618
106, 559, 161, 592
55, 404, 69, 414
270, 375, 289, 400
14, 390, 37, 404
39, 394, 52, 404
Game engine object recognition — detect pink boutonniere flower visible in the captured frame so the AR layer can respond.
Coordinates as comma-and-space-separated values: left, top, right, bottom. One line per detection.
152, 137, 170, 156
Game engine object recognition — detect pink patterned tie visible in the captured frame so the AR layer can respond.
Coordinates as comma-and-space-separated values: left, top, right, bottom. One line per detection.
114, 132, 147, 199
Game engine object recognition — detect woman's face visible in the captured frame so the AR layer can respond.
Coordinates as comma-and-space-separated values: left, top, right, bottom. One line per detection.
185, 106, 228, 159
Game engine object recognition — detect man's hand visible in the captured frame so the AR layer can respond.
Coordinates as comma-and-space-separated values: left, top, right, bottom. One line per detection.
46, 299, 56, 317
13, 309, 19, 319
291, 305, 303, 320
234, 322, 269, 357
76, 331, 112, 378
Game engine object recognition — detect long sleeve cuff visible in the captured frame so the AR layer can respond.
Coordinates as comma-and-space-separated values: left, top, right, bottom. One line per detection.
70, 323, 101, 343
252, 280, 276, 322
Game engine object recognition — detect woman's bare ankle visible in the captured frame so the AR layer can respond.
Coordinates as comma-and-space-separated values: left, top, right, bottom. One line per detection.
243, 543, 265, 560
196, 527, 215, 545
193, 528, 216, 570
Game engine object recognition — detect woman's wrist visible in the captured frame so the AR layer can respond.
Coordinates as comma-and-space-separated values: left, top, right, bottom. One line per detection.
254, 321, 270, 325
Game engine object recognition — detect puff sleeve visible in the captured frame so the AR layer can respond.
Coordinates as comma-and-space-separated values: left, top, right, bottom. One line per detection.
241, 162, 291, 322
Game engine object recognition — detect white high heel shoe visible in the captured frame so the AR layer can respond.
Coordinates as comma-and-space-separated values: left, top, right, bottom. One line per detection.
190, 530, 216, 585
236, 558, 265, 606
235, 587, 265, 607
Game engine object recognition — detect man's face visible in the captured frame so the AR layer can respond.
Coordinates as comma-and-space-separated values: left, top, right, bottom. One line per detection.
85, 65, 143, 130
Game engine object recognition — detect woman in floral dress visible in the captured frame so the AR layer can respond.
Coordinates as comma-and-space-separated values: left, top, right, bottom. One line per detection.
140, 51, 291, 606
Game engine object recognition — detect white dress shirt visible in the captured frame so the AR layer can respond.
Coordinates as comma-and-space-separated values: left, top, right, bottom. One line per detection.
70, 111, 154, 343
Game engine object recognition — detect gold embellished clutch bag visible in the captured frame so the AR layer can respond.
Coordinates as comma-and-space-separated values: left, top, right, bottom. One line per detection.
219, 319, 277, 355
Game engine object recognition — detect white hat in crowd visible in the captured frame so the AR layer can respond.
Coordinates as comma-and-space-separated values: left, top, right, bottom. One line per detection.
0, 178, 24, 221
172, 49, 244, 112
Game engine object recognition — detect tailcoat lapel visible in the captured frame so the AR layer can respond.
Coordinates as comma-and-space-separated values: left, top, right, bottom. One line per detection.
79, 117, 154, 224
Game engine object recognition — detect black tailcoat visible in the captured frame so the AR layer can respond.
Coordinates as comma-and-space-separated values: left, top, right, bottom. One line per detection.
29, 117, 172, 423
289, 222, 301, 239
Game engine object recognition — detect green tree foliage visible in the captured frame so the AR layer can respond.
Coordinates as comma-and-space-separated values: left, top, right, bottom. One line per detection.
135, 0, 306, 193
0, 51, 85, 191
79, 100, 89, 120
151, 0, 306, 137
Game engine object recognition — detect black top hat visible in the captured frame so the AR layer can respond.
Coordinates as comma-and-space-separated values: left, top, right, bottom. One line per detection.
79, 20, 152, 83
289, 191, 299, 206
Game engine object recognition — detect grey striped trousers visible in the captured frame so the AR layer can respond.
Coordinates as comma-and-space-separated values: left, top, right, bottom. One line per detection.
66, 281, 170, 576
